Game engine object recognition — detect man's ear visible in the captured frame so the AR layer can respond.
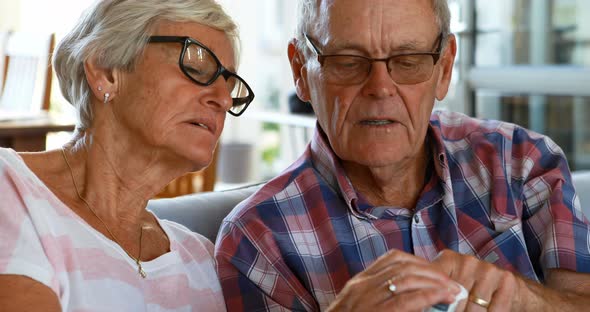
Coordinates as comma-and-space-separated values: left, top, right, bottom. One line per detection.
83, 57, 120, 103
435, 34, 457, 101
288, 38, 311, 103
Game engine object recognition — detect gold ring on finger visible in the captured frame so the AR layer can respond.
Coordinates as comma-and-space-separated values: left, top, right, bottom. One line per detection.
468, 294, 490, 308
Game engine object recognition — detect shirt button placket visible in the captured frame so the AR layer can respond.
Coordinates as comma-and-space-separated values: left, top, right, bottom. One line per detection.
411, 212, 427, 258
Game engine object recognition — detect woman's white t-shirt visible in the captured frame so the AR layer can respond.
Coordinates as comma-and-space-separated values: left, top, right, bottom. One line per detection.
0, 148, 226, 311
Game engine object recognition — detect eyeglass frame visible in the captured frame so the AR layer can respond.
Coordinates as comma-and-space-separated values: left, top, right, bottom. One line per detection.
303, 33, 445, 85
148, 36, 254, 116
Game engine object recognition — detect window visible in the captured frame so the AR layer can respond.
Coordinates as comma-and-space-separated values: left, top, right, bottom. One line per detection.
464, 0, 590, 170
475, 0, 590, 66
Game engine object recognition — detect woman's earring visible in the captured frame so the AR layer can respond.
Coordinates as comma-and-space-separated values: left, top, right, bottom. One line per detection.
103, 92, 110, 104
98, 86, 103, 91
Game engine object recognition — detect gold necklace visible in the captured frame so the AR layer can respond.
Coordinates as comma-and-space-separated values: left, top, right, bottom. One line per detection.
61, 148, 147, 278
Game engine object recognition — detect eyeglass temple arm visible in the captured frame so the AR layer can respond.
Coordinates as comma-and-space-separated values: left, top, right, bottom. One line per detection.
148, 36, 188, 43
303, 33, 324, 63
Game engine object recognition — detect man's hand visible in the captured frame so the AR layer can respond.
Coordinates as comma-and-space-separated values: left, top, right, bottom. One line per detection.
431, 249, 590, 312
432, 250, 521, 311
327, 250, 461, 312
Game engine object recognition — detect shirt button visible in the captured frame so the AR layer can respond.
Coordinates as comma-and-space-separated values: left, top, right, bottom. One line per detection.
414, 214, 420, 223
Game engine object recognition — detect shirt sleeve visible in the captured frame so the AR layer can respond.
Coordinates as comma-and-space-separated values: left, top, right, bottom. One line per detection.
215, 220, 314, 312
0, 166, 58, 294
518, 132, 590, 277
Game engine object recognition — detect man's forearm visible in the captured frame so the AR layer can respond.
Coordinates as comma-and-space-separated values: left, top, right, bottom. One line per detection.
518, 275, 590, 312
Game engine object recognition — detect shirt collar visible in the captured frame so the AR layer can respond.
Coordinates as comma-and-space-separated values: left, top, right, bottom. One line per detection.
309, 124, 369, 219
309, 121, 452, 218
428, 120, 451, 185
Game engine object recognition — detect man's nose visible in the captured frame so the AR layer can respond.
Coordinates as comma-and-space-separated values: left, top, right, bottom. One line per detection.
361, 61, 398, 98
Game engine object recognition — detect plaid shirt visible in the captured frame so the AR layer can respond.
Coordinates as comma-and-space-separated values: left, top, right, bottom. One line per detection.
215, 111, 590, 312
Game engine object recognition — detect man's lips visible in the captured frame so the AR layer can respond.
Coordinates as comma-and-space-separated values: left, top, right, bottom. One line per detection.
359, 118, 399, 126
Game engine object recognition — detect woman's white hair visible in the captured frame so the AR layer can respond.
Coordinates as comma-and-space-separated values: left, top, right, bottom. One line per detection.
295, 0, 451, 58
53, 0, 239, 130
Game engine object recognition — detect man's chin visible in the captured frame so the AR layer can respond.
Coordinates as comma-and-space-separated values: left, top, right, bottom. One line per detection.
359, 158, 409, 169
343, 153, 410, 169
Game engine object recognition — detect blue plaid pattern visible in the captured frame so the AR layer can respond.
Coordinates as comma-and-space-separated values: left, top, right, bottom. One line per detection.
215, 111, 590, 311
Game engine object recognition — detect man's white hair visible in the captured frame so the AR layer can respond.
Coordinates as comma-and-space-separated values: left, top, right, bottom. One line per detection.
295, 0, 451, 58
53, 0, 239, 130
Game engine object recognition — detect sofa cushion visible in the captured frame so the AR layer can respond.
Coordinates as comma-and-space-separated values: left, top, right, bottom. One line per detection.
147, 183, 262, 242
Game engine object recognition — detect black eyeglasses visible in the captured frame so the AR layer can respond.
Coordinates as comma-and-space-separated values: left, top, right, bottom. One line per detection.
148, 36, 254, 116
304, 33, 444, 85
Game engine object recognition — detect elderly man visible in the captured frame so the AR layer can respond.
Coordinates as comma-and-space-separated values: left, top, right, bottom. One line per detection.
216, 0, 590, 311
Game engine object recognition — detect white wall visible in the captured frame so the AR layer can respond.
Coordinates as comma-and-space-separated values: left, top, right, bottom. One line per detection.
0, 1, 20, 31
19, 0, 93, 35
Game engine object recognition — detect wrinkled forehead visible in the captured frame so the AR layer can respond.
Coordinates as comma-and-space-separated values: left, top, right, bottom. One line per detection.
315, 0, 439, 50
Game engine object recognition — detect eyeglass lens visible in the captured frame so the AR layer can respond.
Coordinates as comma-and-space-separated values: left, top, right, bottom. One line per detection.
322, 54, 436, 85
182, 42, 251, 114
183, 44, 218, 82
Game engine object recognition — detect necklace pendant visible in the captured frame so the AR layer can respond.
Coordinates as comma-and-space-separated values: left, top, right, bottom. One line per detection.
138, 264, 147, 278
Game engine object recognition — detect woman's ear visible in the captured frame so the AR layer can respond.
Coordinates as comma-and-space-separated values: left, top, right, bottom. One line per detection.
288, 39, 311, 103
83, 57, 120, 104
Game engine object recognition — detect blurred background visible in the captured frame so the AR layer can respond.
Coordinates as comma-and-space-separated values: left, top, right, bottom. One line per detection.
0, 0, 589, 193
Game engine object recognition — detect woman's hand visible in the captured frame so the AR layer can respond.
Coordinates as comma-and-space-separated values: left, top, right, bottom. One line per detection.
327, 249, 461, 312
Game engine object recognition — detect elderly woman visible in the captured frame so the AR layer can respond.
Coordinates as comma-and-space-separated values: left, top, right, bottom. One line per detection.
0, 0, 253, 311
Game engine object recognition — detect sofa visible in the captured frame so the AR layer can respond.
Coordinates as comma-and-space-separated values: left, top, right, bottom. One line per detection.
148, 183, 263, 242
147, 172, 590, 243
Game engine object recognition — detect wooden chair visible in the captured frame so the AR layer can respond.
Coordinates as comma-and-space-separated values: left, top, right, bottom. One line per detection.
0, 30, 11, 94
156, 148, 219, 198
0, 31, 55, 115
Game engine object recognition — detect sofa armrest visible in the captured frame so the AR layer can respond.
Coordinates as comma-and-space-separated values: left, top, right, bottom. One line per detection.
147, 183, 263, 242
